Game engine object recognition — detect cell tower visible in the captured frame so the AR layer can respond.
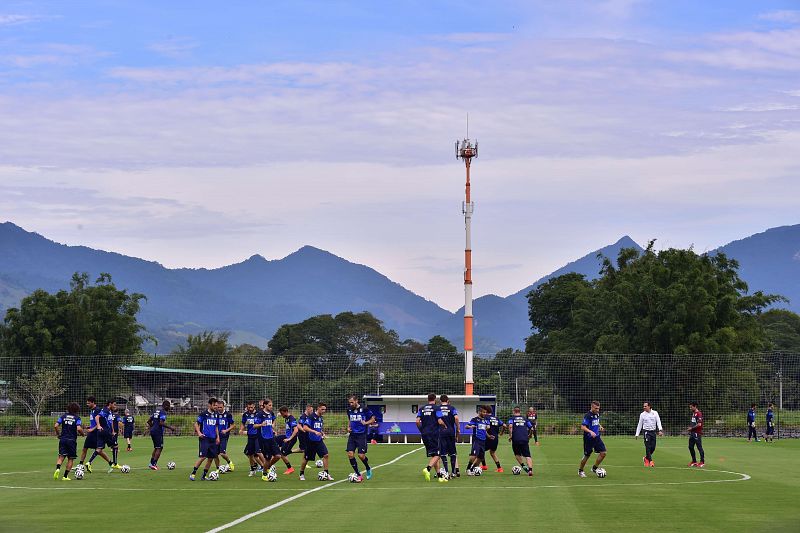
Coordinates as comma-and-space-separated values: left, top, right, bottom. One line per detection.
455, 129, 478, 395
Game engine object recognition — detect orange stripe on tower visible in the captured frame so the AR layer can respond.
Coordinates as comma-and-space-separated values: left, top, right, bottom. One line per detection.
463, 317, 473, 351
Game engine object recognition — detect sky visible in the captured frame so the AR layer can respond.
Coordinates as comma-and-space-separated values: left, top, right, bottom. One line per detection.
1, 0, 799, 311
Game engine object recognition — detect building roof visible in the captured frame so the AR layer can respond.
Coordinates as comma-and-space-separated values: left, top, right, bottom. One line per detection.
119, 365, 274, 379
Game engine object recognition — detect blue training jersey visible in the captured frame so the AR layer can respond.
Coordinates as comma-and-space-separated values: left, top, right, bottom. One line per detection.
582, 412, 601, 438
508, 415, 532, 441
88, 406, 101, 429
121, 415, 135, 432
242, 411, 259, 436
197, 410, 219, 439
347, 406, 371, 434
469, 416, 490, 441
298, 414, 310, 441
57, 413, 82, 441
149, 409, 167, 436
218, 411, 234, 437
747, 409, 756, 424
98, 407, 114, 432
305, 413, 324, 442
766, 409, 774, 426
487, 415, 502, 437
416, 403, 439, 435
284, 414, 297, 438
436, 404, 458, 435
259, 410, 276, 439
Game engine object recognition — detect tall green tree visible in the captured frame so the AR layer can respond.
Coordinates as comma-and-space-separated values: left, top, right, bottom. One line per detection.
759, 309, 800, 352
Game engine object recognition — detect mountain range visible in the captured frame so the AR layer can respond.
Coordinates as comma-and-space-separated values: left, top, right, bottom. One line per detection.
1, 221, 798, 352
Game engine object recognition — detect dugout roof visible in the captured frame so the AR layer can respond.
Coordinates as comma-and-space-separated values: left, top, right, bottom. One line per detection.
119, 365, 275, 379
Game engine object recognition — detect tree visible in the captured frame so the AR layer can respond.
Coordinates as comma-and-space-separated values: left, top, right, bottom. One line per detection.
427, 335, 457, 354
760, 309, 800, 352
9, 368, 65, 434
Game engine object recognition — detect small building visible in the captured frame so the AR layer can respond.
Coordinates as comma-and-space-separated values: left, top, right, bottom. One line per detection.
363, 394, 496, 443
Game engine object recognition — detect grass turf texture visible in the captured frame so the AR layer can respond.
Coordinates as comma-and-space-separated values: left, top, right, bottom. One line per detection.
0, 436, 797, 532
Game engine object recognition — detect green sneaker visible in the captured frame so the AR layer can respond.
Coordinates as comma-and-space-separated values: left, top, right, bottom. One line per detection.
53, 469, 61, 480
423, 468, 431, 482
85, 463, 93, 474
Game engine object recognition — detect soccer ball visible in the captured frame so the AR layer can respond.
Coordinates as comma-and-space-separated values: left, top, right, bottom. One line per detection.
120, 465, 131, 473
208, 470, 219, 481
347, 472, 361, 483
472, 467, 482, 476
315, 459, 324, 468
511, 466, 522, 475
74, 468, 85, 480
167, 462, 176, 470
595, 468, 607, 478
266, 470, 278, 482
317, 471, 329, 481
219, 464, 230, 474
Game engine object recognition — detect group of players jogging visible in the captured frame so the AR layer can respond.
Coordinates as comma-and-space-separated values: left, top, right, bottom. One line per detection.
52, 392, 773, 483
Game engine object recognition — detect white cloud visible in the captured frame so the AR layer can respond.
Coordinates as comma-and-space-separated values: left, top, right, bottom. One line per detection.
759, 10, 800, 24
0, 14, 39, 26
148, 37, 199, 59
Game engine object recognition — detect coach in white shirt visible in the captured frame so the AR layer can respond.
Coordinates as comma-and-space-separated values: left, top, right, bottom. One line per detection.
635, 402, 663, 467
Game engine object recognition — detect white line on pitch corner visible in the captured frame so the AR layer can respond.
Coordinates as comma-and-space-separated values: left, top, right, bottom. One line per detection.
205, 446, 423, 533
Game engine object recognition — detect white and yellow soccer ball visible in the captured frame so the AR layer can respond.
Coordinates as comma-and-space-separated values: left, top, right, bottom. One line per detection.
120, 465, 131, 473
438, 468, 448, 479
74, 468, 85, 480
347, 472, 360, 483
167, 462, 176, 470
208, 470, 219, 481
267, 470, 278, 482
472, 467, 482, 476
314, 459, 324, 468
595, 468, 607, 478
218, 464, 230, 474
317, 471, 329, 481
511, 465, 522, 475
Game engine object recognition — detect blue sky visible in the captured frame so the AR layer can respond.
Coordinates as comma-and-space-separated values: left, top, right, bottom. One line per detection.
2, 1, 800, 310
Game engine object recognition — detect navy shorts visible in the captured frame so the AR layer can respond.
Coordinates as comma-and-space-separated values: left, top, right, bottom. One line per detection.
346, 433, 368, 454
259, 437, 280, 458
305, 440, 328, 461
83, 431, 98, 450
59, 439, 78, 459
583, 436, 606, 456
151, 432, 164, 449
199, 438, 218, 458
767, 424, 775, 435
123, 429, 133, 439
98, 431, 117, 449
298, 433, 307, 451
218, 436, 229, 454
486, 435, 499, 452
512, 440, 531, 458
421, 433, 439, 457
438, 434, 457, 456
470, 439, 486, 457
244, 435, 261, 455
276, 435, 297, 456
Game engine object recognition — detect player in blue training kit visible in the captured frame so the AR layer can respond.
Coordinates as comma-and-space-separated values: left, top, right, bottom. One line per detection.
147, 400, 175, 470
346, 394, 375, 482
747, 404, 759, 442
120, 409, 135, 452
436, 394, 461, 477
297, 404, 314, 462
54, 402, 84, 480
257, 398, 281, 480
765, 402, 775, 442
240, 400, 267, 476
465, 406, 493, 474
578, 400, 607, 477
215, 400, 236, 471
275, 406, 299, 474
299, 402, 333, 481
78, 396, 110, 473
95, 400, 121, 473
417, 393, 446, 482
481, 409, 504, 472
190, 399, 220, 481
508, 406, 534, 476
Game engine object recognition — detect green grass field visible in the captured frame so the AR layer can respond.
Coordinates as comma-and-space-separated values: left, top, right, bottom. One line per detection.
0, 436, 798, 532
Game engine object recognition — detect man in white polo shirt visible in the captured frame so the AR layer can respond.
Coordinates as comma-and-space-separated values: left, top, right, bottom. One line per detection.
635, 401, 663, 467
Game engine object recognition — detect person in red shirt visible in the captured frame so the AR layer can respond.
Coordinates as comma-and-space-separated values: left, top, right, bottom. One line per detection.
688, 402, 705, 467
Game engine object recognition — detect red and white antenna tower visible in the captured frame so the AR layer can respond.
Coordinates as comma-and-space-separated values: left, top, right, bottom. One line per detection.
455, 120, 478, 395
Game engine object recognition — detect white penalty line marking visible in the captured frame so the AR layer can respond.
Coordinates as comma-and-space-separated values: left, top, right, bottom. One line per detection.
206, 446, 423, 533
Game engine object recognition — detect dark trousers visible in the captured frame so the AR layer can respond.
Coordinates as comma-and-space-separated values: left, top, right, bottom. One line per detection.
747, 425, 758, 440
689, 433, 704, 462
643, 430, 657, 461
532, 428, 538, 443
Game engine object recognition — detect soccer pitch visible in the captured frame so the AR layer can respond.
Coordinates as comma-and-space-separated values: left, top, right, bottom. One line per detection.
0, 436, 797, 532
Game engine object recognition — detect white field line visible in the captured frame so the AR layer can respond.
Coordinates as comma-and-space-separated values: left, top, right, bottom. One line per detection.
205, 446, 423, 533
